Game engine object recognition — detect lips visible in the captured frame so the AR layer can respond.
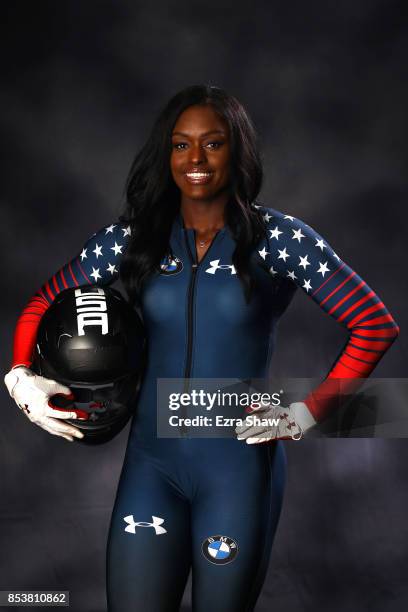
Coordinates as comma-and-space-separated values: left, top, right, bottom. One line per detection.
184, 171, 213, 185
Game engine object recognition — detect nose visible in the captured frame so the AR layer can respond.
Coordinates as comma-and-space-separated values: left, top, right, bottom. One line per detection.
188, 143, 206, 165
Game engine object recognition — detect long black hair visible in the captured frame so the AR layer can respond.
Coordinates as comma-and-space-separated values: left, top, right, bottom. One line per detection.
119, 84, 266, 305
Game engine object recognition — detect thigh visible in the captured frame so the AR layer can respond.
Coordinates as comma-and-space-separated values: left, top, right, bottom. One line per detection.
107, 451, 191, 612
191, 441, 287, 612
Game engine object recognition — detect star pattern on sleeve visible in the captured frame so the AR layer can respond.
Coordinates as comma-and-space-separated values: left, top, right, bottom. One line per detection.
298, 254, 310, 270
277, 247, 290, 262
11, 220, 133, 369
269, 226, 283, 240
80, 224, 129, 283
292, 228, 305, 242
255, 204, 399, 393
111, 241, 123, 256
257, 207, 344, 295
32, 222, 131, 308
90, 267, 102, 282
93, 243, 103, 258
258, 246, 269, 260
106, 262, 118, 275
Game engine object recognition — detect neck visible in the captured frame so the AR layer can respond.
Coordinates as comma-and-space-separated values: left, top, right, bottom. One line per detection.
180, 196, 228, 231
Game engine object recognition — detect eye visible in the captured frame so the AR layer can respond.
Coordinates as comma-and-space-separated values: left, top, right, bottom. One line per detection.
205, 141, 223, 149
172, 142, 187, 150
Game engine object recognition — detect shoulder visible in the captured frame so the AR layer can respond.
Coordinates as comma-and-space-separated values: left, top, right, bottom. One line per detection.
253, 202, 316, 235
253, 202, 344, 276
85, 221, 132, 246
78, 221, 132, 283
81, 220, 132, 258
254, 202, 338, 250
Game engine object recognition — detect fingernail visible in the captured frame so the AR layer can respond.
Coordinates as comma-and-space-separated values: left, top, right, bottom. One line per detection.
75, 431, 84, 439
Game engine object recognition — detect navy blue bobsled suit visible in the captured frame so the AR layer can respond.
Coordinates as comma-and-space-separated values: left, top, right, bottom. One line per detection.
13, 204, 398, 611
106, 208, 288, 612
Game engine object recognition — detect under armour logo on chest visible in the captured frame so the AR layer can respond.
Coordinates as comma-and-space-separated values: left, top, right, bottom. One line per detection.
123, 515, 167, 535
205, 259, 237, 275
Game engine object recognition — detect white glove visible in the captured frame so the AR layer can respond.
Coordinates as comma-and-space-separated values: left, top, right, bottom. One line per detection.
235, 400, 316, 443
4, 366, 84, 442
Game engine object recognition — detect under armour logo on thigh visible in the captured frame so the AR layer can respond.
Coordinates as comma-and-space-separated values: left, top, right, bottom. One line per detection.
123, 515, 167, 535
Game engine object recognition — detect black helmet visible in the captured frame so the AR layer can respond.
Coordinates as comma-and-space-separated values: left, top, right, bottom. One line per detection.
32, 285, 145, 444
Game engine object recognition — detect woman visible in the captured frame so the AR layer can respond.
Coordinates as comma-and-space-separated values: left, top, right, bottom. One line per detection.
4, 85, 399, 611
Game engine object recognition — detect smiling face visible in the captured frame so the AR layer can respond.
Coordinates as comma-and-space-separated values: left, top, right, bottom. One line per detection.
170, 104, 232, 204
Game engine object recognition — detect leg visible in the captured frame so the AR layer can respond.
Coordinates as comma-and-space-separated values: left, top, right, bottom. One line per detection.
191, 440, 287, 612
106, 450, 191, 612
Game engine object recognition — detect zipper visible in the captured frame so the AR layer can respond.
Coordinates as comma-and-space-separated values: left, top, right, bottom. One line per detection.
180, 230, 221, 438
184, 263, 198, 384
180, 229, 223, 438
183, 230, 221, 382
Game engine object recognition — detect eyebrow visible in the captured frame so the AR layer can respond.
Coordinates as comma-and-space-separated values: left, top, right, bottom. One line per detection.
171, 129, 226, 137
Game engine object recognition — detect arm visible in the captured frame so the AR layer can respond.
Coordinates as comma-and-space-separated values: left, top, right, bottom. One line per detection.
11, 222, 131, 368
257, 206, 399, 422
5, 221, 132, 441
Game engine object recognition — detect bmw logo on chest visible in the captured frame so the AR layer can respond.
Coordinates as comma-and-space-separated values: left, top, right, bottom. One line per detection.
159, 254, 183, 275
202, 535, 238, 565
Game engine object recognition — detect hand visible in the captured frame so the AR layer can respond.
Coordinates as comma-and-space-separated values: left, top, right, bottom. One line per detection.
4, 366, 85, 442
235, 400, 316, 443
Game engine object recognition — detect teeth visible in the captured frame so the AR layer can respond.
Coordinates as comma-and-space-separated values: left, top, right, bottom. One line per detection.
186, 172, 211, 178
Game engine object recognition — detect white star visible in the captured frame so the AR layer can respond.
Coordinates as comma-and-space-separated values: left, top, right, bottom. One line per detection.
298, 254, 310, 270
269, 266, 278, 276
315, 238, 326, 251
122, 225, 132, 237
269, 226, 283, 240
277, 247, 290, 262
292, 228, 305, 243
287, 270, 297, 281
105, 224, 116, 234
90, 267, 101, 282
258, 247, 269, 260
263, 212, 272, 222
106, 262, 118, 275
111, 241, 123, 256
332, 251, 340, 261
303, 279, 312, 292
80, 248, 87, 261
317, 261, 330, 277
93, 243, 103, 259
284, 215, 295, 221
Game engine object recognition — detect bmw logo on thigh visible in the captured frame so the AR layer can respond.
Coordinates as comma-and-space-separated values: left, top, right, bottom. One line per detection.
202, 535, 238, 565
159, 254, 183, 275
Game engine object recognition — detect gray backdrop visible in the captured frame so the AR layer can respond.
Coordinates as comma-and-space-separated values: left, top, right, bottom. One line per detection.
1, 2, 407, 611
